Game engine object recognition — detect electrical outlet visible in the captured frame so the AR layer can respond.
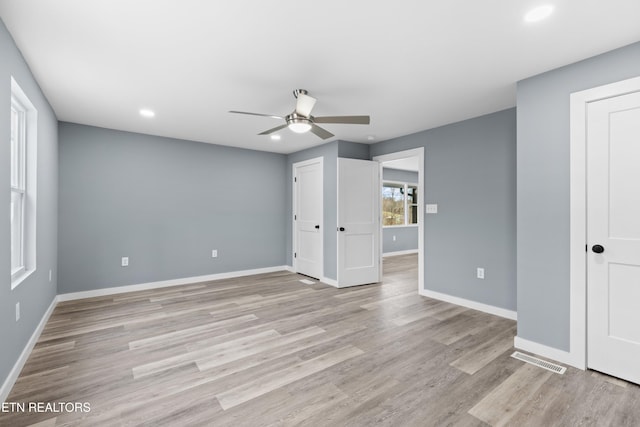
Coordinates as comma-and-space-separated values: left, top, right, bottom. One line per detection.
211, 250, 218, 258
392, 235, 396, 241
49, 269, 52, 282
477, 268, 485, 279
121, 257, 129, 267
425, 204, 438, 214
16, 302, 20, 322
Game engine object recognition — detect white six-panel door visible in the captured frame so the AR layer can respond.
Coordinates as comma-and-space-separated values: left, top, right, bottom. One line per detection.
587, 90, 640, 384
294, 158, 323, 280
337, 158, 380, 287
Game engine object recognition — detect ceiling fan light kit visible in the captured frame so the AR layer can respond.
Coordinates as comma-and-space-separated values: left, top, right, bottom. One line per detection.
286, 113, 313, 133
229, 89, 370, 140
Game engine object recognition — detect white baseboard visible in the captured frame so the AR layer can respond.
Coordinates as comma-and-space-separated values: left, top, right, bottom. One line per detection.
1, 296, 57, 403
284, 265, 295, 273
514, 336, 583, 369
383, 249, 419, 258
321, 277, 340, 288
57, 266, 288, 302
419, 288, 517, 320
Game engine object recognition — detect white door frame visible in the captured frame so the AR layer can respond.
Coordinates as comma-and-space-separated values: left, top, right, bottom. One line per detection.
292, 156, 324, 278
373, 147, 424, 291
569, 75, 640, 370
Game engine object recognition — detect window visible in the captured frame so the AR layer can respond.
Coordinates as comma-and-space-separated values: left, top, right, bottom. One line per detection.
10, 77, 37, 289
10, 97, 26, 278
382, 181, 418, 226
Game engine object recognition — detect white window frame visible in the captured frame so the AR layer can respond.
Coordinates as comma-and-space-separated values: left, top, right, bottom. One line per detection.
10, 77, 38, 289
10, 98, 26, 279
382, 180, 419, 228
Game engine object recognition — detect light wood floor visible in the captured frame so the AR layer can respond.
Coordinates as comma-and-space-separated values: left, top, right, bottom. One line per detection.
2, 254, 640, 426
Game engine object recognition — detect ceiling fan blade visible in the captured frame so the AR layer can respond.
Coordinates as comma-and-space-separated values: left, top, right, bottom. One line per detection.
229, 111, 284, 120
258, 124, 288, 135
313, 115, 370, 125
309, 124, 334, 140
295, 93, 317, 117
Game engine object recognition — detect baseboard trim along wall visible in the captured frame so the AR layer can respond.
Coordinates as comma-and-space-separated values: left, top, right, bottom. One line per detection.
1, 297, 57, 404
419, 288, 517, 320
57, 266, 289, 302
514, 336, 582, 369
382, 249, 419, 258
321, 277, 340, 288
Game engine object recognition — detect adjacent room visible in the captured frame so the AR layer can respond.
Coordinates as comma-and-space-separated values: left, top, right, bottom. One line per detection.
1, 1, 640, 425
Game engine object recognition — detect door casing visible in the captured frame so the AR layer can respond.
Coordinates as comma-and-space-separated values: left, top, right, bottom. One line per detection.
569, 75, 640, 370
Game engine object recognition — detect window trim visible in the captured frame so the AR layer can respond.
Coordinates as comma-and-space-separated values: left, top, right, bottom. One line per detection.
382, 179, 419, 228
10, 77, 38, 290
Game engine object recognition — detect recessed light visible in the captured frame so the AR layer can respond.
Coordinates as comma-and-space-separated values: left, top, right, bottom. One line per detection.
367, 135, 375, 141
270, 135, 281, 141
524, 5, 554, 23
139, 109, 155, 118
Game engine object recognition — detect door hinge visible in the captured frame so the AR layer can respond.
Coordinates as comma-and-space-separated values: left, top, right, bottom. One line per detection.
294, 214, 297, 220
294, 177, 297, 183
294, 252, 297, 258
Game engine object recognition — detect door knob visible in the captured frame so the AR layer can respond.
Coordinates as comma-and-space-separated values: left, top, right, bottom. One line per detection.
315, 225, 320, 229
338, 227, 345, 232
592, 244, 604, 254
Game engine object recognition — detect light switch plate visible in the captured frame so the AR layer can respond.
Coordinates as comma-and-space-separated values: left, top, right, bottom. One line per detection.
425, 204, 438, 214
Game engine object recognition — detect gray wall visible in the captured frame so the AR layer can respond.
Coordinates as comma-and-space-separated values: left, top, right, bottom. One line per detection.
382, 168, 419, 254
58, 123, 286, 293
383, 226, 418, 254
338, 140, 370, 160
517, 41, 640, 351
383, 168, 418, 183
370, 108, 517, 311
0, 19, 58, 390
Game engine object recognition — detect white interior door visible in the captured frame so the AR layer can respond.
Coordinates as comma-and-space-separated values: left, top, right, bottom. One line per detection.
337, 158, 380, 287
587, 90, 640, 384
294, 158, 323, 279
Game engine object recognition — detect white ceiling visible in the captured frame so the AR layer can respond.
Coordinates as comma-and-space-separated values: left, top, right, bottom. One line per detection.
1, 1, 639, 154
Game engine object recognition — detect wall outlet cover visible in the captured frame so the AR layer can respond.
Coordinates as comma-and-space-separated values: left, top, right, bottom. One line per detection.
425, 204, 438, 214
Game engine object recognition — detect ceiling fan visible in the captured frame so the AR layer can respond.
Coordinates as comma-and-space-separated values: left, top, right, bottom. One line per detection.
229, 89, 370, 140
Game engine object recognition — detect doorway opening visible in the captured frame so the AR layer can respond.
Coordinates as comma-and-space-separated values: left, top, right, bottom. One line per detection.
373, 148, 424, 292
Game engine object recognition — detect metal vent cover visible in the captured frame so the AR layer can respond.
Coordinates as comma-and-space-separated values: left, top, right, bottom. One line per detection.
511, 351, 566, 374
299, 279, 315, 285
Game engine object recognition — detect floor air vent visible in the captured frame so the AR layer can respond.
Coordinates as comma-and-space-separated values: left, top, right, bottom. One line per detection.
299, 279, 315, 285
511, 351, 566, 374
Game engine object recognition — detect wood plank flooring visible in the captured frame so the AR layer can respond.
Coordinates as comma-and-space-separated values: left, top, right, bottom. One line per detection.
2, 254, 639, 426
